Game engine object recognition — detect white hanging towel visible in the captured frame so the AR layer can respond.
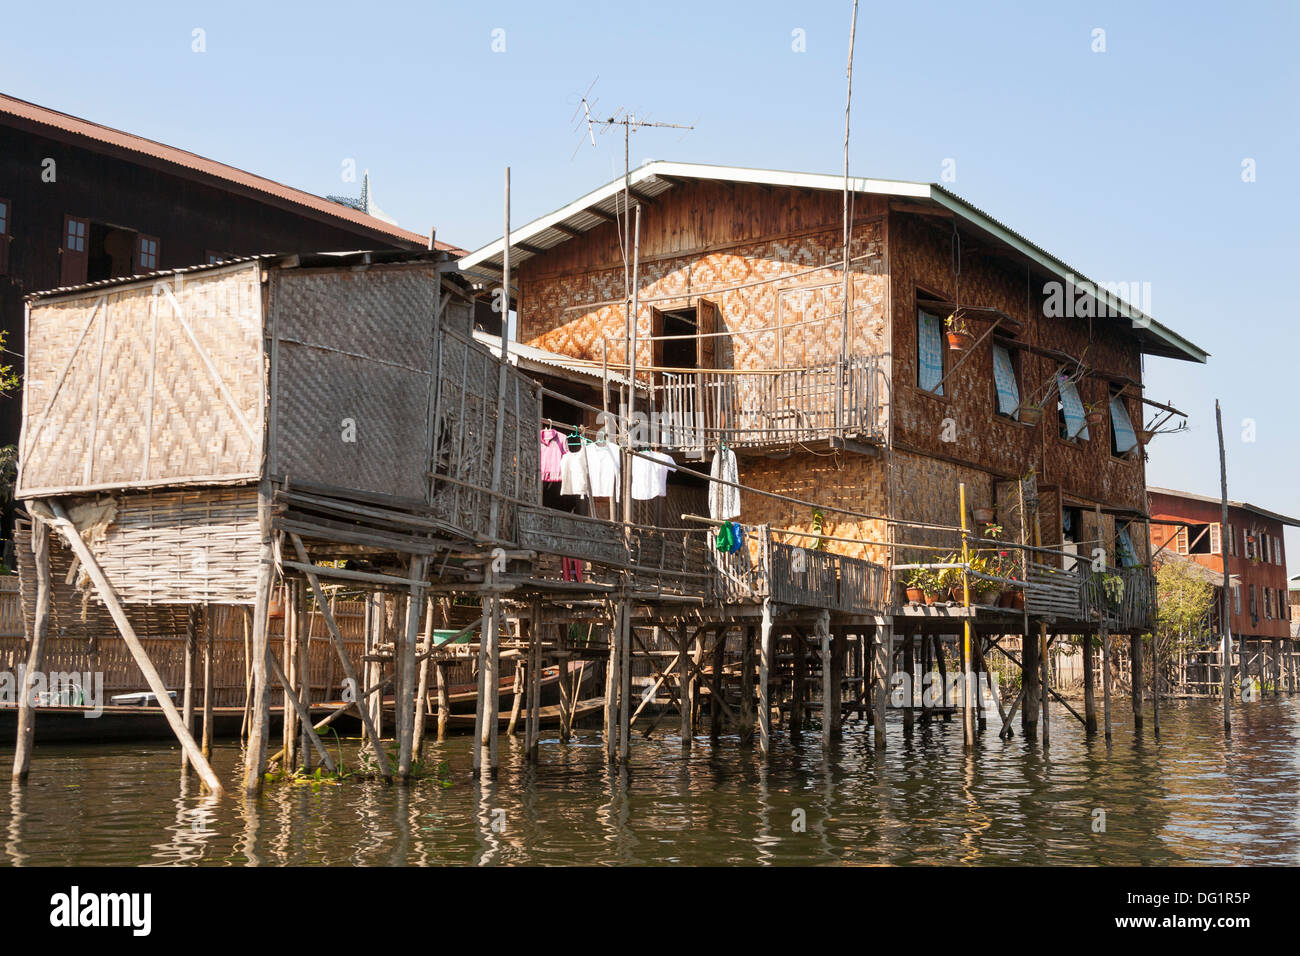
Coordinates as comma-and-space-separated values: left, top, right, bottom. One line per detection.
584, 443, 622, 500
709, 446, 740, 520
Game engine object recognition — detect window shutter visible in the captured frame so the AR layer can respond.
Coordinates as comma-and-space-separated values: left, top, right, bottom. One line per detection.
1058, 376, 1089, 439
917, 310, 944, 394
1175, 527, 1188, 554
1109, 393, 1138, 453
991, 344, 1020, 416
61, 215, 89, 286
1210, 523, 1221, 554
0, 198, 9, 275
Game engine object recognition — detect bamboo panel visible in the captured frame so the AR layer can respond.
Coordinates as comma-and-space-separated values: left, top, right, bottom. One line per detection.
1025, 561, 1084, 619
19, 263, 264, 496
271, 265, 435, 501
838, 554, 889, 614
0, 576, 22, 638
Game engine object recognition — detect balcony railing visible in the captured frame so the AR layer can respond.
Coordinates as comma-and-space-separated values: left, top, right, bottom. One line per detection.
652, 356, 883, 456
1021, 561, 1156, 631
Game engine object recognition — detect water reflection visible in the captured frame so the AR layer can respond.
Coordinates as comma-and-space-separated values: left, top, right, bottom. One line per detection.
1, 699, 1299, 866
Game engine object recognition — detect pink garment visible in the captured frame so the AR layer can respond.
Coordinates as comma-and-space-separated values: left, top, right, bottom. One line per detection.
561, 557, 584, 583
540, 427, 567, 482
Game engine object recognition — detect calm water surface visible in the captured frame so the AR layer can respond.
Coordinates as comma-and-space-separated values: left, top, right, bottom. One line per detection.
2, 698, 1298, 865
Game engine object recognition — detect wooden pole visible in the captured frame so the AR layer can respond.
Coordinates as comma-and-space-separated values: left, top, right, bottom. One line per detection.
872, 625, 889, 750
1039, 629, 1050, 746
758, 602, 773, 756
710, 628, 725, 742
267, 650, 335, 773
397, 555, 426, 779
740, 624, 755, 745
12, 518, 51, 784
1130, 633, 1144, 733
1083, 633, 1097, 734
678, 620, 692, 752
487, 596, 500, 776
1216, 399, 1232, 736
201, 609, 214, 761
818, 611, 833, 749
297, 583, 311, 771
506, 659, 524, 736
473, 595, 490, 774
182, 605, 197, 773
44, 500, 223, 796
902, 630, 915, 736
527, 604, 542, 761
605, 602, 620, 763
436, 661, 450, 742
411, 598, 433, 760
618, 600, 632, 763
243, 485, 274, 795
958, 482, 974, 749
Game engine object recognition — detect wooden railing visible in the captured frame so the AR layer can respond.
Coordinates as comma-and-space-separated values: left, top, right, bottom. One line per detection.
518, 511, 890, 613
1024, 561, 1085, 620
653, 357, 883, 455
1082, 566, 1156, 631
0, 575, 22, 638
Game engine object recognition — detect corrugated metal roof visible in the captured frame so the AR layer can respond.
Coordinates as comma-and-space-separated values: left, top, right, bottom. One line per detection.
26, 249, 452, 300
471, 330, 641, 390
460, 161, 1207, 365
1148, 487, 1300, 528
1, 93, 457, 252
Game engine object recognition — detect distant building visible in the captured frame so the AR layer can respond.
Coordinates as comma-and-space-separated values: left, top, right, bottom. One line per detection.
1148, 487, 1296, 643
0, 92, 454, 458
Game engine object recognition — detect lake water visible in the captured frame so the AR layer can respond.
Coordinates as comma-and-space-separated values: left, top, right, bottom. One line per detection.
3, 698, 1298, 866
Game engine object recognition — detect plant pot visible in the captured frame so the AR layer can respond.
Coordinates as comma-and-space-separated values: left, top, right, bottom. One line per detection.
268, 597, 285, 620
1085, 410, 1104, 426
945, 330, 974, 351
1009, 589, 1025, 610
923, 591, 941, 606
1136, 428, 1154, 445
973, 507, 995, 525
998, 589, 1017, 608
949, 585, 965, 603
905, 586, 925, 604
1018, 405, 1044, 426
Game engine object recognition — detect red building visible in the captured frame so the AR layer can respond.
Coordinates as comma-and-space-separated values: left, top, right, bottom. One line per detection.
1148, 487, 1296, 643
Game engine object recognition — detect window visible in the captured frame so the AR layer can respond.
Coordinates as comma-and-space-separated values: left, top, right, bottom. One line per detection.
1057, 376, 1089, 440
0, 198, 9, 274
917, 309, 944, 394
61, 215, 90, 285
1233, 584, 1242, 616
1249, 585, 1258, 622
1265, 588, 1273, 620
1109, 389, 1138, 455
1228, 523, 1236, 556
1274, 538, 1283, 565
136, 234, 159, 272
206, 251, 232, 265
991, 343, 1020, 418
1178, 523, 1216, 555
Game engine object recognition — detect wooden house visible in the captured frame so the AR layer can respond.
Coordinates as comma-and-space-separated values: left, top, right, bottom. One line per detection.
460, 162, 1210, 742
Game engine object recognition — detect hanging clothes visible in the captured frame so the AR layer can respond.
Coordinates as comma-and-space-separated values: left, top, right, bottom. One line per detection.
631, 450, 677, 500
584, 443, 621, 500
559, 444, 590, 496
561, 557, 585, 582
708, 445, 740, 520
540, 427, 567, 482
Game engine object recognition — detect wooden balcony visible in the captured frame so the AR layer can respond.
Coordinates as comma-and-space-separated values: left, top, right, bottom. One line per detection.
1023, 561, 1156, 632
652, 356, 884, 456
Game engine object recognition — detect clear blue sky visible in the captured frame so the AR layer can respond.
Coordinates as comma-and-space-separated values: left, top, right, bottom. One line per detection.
5, 1, 1298, 571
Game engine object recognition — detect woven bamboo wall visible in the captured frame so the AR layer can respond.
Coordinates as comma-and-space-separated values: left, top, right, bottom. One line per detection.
18, 262, 265, 497
270, 263, 436, 501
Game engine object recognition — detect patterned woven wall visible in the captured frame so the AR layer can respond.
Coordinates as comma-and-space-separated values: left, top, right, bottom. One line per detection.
271, 263, 437, 501
19, 263, 265, 497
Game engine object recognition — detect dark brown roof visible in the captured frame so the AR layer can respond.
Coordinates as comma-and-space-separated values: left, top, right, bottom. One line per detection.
0, 92, 461, 253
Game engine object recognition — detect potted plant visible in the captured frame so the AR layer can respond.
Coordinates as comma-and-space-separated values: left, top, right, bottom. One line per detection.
973, 506, 995, 525
1017, 399, 1044, 425
1084, 400, 1105, 427
902, 567, 927, 604
1136, 426, 1155, 445
944, 313, 974, 350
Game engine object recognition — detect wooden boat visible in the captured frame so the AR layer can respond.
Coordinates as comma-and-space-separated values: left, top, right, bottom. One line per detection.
0, 703, 322, 744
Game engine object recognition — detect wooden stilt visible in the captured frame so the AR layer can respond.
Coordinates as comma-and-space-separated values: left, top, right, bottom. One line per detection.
604, 602, 620, 762
1102, 620, 1113, 742
282, 585, 298, 771
473, 595, 490, 774
202, 608, 214, 761
1039, 628, 1050, 746
243, 489, 275, 795
918, 633, 932, 725
710, 628, 725, 742
759, 602, 773, 756
678, 620, 692, 752
1130, 633, 1144, 733
436, 661, 450, 742
267, 650, 335, 773
817, 611, 833, 750
397, 556, 426, 779
507, 660, 524, 736
527, 604, 542, 761
12, 518, 51, 784
1021, 626, 1040, 740
872, 625, 889, 751
740, 625, 755, 745
791, 628, 806, 736
618, 600, 632, 763
44, 500, 224, 796
412, 598, 433, 760
935, 635, 950, 719
182, 605, 197, 773
487, 596, 500, 776
297, 583, 311, 772
1083, 632, 1097, 734
902, 630, 915, 736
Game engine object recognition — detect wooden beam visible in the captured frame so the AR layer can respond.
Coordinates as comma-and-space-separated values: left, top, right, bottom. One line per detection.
267, 650, 336, 773
11, 519, 50, 784
44, 500, 224, 796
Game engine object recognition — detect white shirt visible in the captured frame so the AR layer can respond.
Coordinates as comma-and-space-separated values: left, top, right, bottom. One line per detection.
559, 447, 589, 496
709, 447, 740, 520
584, 443, 621, 500
632, 450, 677, 500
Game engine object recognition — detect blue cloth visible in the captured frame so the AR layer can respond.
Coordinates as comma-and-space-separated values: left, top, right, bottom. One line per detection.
917, 310, 944, 394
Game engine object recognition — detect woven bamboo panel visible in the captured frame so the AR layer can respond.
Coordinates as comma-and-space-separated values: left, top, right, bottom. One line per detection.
19, 263, 265, 496
271, 265, 435, 500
